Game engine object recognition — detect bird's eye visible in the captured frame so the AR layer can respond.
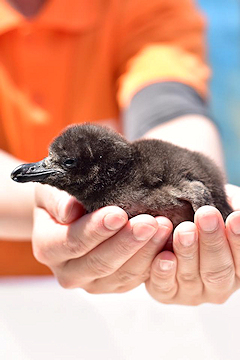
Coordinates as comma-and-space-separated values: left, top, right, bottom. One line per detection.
64, 158, 76, 168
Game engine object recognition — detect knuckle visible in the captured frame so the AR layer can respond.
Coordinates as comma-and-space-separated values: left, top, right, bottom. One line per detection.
56, 264, 87, 289
86, 254, 114, 277
116, 268, 147, 284
157, 273, 172, 285
139, 247, 158, 262
32, 243, 49, 264
114, 239, 136, 256
177, 274, 203, 296
84, 287, 101, 294
57, 274, 78, 289
81, 283, 102, 294
88, 226, 107, 243
200, 236, 225, 253
116, 269, 138, 283
158, 284, 174, 294
178, 272, 200, 284
64, 233, 89, 257
151, 279, 175, 294
176, 248, 198, 261
145, 282, 176, 302
201, 264, 235, 287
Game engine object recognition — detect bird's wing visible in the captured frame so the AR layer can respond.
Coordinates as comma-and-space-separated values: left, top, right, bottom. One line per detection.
168, 180, 214, 213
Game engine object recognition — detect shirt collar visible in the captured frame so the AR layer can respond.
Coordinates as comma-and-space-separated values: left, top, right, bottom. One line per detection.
0, 0, 100, 34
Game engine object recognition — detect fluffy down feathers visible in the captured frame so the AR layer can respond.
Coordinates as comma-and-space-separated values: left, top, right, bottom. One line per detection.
11, 123, 232, 228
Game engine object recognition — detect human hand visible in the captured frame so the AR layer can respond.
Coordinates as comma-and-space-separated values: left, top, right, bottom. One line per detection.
32, 184, 172, 293
146, 184, 240, 305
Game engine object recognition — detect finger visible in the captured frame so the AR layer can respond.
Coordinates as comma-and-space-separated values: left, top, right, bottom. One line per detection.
146, 251, 177, 303
226, 211, 240, 278
225, 184, 240, 210
57, 214, 159, 288
195, 206, 235, 293
35, 184, 84, 223
173, 221, 203, 296
93, 217, 173, 293
32, 205, 128, 266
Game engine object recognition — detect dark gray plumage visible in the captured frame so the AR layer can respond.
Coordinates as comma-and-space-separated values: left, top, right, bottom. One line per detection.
11, 123, 232, 228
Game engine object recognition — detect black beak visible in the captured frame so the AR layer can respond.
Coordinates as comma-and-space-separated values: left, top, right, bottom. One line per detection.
11, 159, 58, 183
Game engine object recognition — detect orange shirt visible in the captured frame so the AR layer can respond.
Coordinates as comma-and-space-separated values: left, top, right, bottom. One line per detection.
0, 0, 209, 275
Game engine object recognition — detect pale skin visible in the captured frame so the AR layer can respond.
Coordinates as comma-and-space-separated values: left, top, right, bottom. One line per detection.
4, 0, 239, 306
2, 114, 240, 305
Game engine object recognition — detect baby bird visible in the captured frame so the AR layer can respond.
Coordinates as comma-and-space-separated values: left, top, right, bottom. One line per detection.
11, 123, 232, 227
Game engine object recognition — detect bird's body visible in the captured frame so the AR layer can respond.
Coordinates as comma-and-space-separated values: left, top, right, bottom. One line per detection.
11, 124, 232, 228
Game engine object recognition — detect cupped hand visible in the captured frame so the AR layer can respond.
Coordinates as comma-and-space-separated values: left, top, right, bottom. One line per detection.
32, 184, 172, 293
146, 184, 240, 305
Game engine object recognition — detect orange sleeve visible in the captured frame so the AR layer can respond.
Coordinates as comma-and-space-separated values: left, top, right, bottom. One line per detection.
116, 0, 210, 108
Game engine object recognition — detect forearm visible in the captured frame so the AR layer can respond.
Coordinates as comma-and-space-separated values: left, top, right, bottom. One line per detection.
0, 150, 35, 240
143, 114, 225, 172
124, 83, 225, 173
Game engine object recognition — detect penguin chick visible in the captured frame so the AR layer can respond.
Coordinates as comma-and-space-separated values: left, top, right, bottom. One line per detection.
11, 123, 232, 228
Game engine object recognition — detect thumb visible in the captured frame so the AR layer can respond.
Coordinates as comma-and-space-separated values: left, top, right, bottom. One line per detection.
35, 184, 85, 224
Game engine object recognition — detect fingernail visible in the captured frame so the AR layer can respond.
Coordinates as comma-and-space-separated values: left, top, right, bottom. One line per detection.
103, 213, 127, 231
178, 232, 196, 247
132, 223, 157, 241
230, 215, 240, 235
152, 226, 171, 244
152, 217, 172, 244
159, 259, 174, 271
198, 213, 219, 232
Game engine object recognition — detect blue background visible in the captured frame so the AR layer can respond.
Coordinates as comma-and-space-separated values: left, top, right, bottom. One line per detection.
198, 0, 240, 185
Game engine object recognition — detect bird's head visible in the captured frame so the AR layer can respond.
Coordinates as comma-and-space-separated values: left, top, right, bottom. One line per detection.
11, 124, 134, 200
